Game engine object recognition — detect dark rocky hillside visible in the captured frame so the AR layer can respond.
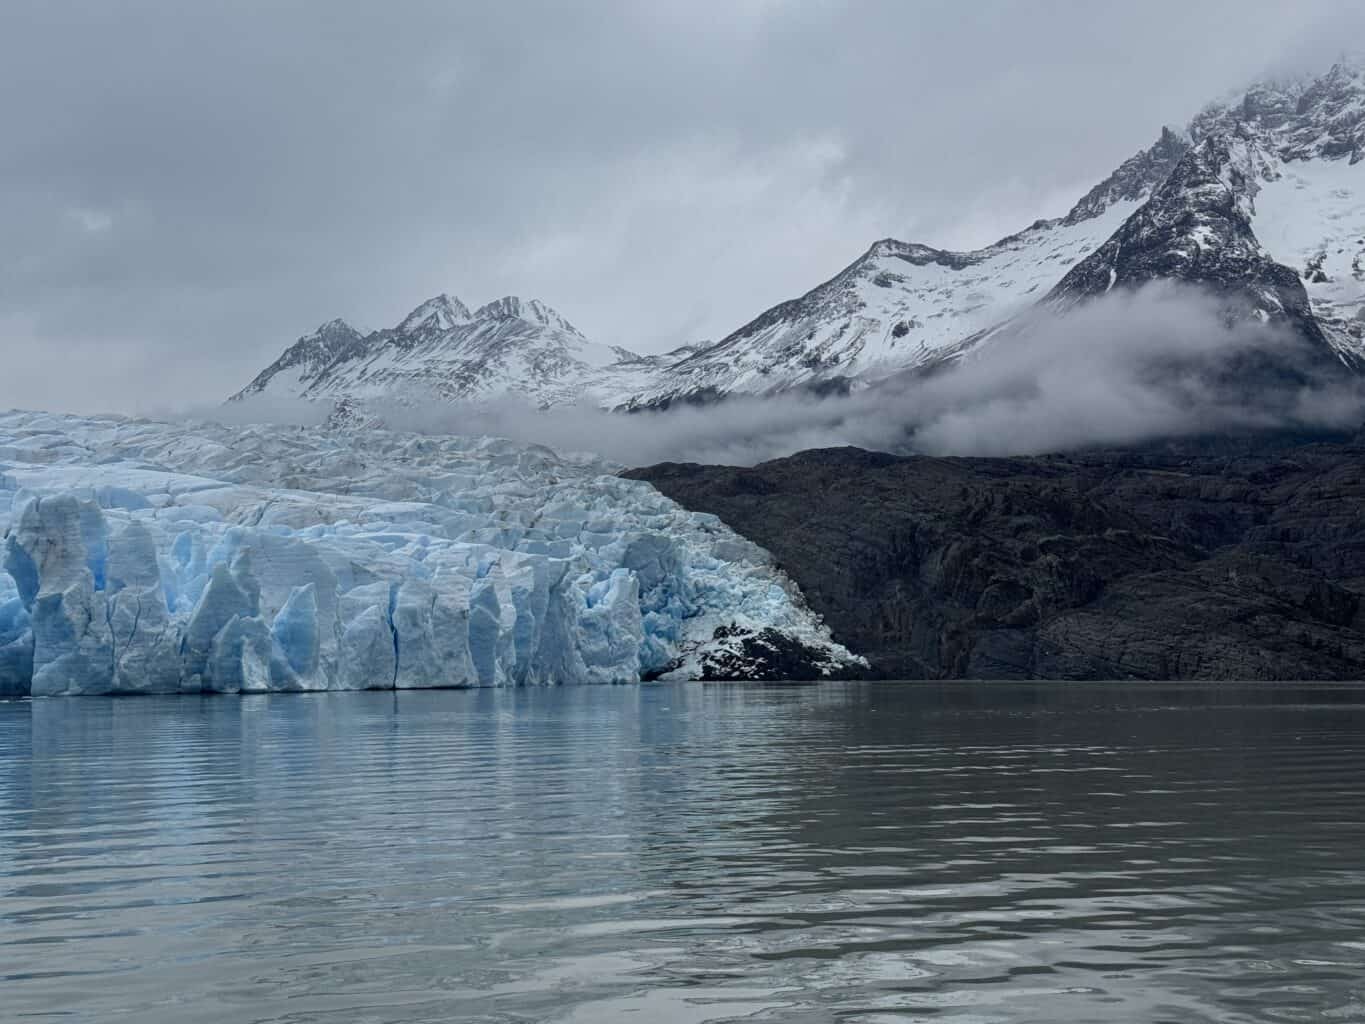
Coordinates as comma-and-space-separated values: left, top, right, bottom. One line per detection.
629, 436, 1365, 680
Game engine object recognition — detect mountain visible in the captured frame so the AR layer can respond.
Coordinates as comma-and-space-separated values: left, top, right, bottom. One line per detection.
634, 62, 1365, 407
237, 318, 368, 398
232, 293, 677, 409
234, 61, 1365, 412
618, 127, 1195, 409
1047, 65, 1365, 371
631, 434, 1365, 680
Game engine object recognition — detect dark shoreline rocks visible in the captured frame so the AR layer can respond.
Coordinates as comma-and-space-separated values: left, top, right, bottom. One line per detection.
628, 436, 1365, 680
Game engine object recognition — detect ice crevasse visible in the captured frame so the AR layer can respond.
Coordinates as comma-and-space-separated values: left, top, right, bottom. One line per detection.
0, 411, 861, 696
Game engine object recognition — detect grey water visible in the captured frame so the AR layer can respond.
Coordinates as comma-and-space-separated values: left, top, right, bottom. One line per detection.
2, 684, 1365, 1023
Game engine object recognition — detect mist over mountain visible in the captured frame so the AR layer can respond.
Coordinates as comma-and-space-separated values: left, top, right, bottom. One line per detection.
232, 59, 1365, 455
222, 283, 1365, 468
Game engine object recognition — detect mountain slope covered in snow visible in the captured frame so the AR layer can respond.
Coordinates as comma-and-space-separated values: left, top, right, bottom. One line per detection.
1046, 63, 1365, 372
642, 62, 1365, 406
618, 128, 1194, 409
234, 61, 1365, 412
233, 295, 679, 410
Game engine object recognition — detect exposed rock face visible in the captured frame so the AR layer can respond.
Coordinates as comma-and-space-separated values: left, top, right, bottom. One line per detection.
1048, 138, 1312, 322
1045, 136, 1352, 377
629, 436, 1365, 680
1061, 126, 1193, 226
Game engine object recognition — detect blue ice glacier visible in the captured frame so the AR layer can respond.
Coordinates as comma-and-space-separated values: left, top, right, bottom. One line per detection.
0, 411, 861, 695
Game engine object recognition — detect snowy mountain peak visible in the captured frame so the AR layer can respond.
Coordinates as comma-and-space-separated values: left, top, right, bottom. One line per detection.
1045, 61, 1365, 368
233, 318, 366, 399
1189, 60, 1364, 163
234, 59, 1365, 415
232, 289, 651, 410
863, 238, 980, 269
1311, 59, 1363, 96
397, 293, 472, 332
613, 59, 1365, 410
1062, 124, 1192, 226
472, 296, 582, 336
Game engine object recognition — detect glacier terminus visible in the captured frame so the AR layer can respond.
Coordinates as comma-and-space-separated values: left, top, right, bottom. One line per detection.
0, 411, 861, 696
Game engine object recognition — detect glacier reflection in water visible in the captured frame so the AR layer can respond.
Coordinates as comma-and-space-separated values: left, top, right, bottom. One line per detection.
3, 682, 1365, 1023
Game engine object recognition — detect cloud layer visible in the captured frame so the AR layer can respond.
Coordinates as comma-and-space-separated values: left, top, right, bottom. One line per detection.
215, 285, 1365, 467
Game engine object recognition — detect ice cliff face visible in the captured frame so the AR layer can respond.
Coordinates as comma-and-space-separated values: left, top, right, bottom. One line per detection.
0, 411, 861, 696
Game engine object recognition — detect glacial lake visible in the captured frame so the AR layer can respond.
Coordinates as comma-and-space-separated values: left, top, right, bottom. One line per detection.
2, 683, 1364, 1023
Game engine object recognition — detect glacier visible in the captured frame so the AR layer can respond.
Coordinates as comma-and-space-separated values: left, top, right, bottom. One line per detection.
0, 410, 861, 696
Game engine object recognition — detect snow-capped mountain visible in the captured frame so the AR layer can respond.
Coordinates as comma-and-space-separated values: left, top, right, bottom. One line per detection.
634, 62, 1365, 406
235, 61, 1365, 412
233, 293, 672, 409
618, 128, 1195, 409
1047, 63, 1365, 370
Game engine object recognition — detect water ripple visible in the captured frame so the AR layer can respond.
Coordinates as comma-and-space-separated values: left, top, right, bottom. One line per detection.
2, 682, 1365, 1022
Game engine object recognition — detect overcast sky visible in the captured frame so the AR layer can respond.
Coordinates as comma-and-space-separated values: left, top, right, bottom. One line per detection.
2, 0, 1362, 414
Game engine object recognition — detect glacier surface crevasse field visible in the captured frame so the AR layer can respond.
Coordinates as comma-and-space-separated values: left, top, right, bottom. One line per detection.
0, 411, 860, 696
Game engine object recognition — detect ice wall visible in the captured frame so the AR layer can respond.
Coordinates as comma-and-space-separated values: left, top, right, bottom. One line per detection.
0, 411, 860, 695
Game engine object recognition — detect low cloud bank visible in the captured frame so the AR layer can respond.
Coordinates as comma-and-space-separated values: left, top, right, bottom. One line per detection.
202, 284, 1365, 468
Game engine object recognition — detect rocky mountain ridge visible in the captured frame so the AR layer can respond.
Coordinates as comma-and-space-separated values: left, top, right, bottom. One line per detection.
232, 293, 669, 410
631, 431, 1365, 680
1046, 63, 1365, 370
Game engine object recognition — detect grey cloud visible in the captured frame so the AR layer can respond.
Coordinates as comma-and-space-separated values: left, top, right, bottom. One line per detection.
1, 0, 1362, 412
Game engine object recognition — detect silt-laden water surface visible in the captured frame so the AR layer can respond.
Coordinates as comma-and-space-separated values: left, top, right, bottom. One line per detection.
2, 682, 1364, 1022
